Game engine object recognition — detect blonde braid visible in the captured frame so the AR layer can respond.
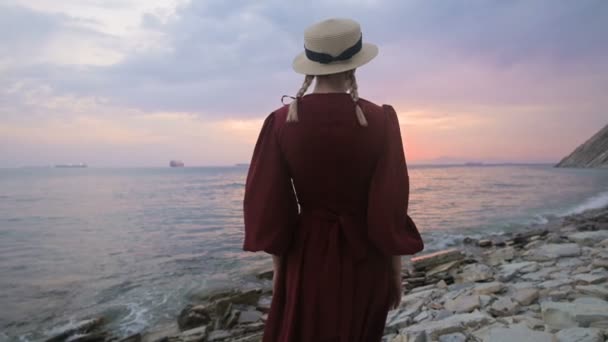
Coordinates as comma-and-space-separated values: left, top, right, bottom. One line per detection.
286, 75, 314, 123
349, 71, 368, 127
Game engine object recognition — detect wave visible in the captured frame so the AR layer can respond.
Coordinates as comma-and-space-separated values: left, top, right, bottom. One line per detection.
562, 190, 608, 216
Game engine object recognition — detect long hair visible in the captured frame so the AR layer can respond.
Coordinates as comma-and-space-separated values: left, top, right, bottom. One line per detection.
286, 70, 368, 126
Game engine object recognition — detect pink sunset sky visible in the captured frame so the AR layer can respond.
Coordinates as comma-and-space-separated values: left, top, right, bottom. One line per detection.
1, 0, 607, 167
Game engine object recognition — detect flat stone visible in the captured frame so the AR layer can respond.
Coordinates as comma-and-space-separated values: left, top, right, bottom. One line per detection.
409, 284, 436, 293
489, 296, 519, 316
575, 285, 608, 299
479, 295, 493, 308
231, 333, 264, 342
539, 278, 575, 289
547, 289, 572, 301
569, 231, 608, 246
413, 310, 430, 323
471, 322, 508, 341
511, 315, 546, 330
426, 260, 462, 277
512, 288, 540, 306
454, 263, 493, 283
521, 267, 560, 281
141, 323, 179, 342
473, 282, 504, 295
478, 239, 493, 247
573, 273, 608, 285
237, 310, 263, 324
207, 330, 232, 341
444, 295, 480, 313
401, 289, 440, 306
541, 300, 608, 329
438, 332, 467, 342
497, 261, 539, 281
256, 268, 274, 280
399, 311, 494, 340
225, 310, 240, 329
484, 247, 517, 266
177, 305, 212, 331
526, 243, 581, 261
557, 257, 586, 269
589, 320, 608, 329
411, 249, 465, 271
386, 300, 425, 332
486, 324, 555, 342
592, 258, 608, 268
555, 327, 603, 342
391, 332, 425, 342
178, 326, 208, 342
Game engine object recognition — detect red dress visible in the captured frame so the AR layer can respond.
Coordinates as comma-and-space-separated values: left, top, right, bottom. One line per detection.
243, 93, 424, 342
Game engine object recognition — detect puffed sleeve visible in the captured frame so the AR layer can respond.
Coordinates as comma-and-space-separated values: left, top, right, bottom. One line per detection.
243, 113, 299, 255
367, 105, 424, 256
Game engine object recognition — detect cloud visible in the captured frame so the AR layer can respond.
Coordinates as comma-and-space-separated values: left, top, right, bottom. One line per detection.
1, 0, 607, 166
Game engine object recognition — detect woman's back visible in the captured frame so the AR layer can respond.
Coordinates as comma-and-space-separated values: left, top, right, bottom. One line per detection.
279, 93, 385, 213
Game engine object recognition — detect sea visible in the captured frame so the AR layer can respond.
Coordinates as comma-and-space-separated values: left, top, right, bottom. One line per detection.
1, 164, 607, 341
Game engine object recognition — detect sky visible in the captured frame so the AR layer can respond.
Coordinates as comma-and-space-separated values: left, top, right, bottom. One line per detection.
1, 0, 607, 167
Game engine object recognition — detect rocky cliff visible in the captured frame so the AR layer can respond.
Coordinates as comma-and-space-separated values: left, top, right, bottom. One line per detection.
556, 124, 608, 168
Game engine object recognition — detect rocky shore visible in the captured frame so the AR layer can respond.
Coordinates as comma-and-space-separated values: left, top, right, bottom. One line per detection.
46, 206, 608, 342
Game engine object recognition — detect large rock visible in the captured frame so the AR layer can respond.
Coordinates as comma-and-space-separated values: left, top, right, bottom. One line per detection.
473, 282, 504, 295
401, 289, 441, 307
484, 247, 516, 266
411, 249, 465, 271
64, 333, 107, 342
454, 263, 493, 283
573, 273, 608, 285
399, 311, 493, 340
541, 300, 608, 329
575, 285, 608, 299
437, 332, 467, 342
555, 327, 603, 342
207, 330, 233, 341
238, 310, 263, 324
385, 300, 425, 332
256, 296, 272, 313
177, 305, 212, 331
444, 295, 480, 313
569, 231, 608, 246
177, 326, 209, 342
526, 243, 581, 261
538, 278, 574, 289
426, 260, 462, 277
512, 288, 540, 306
489, 296, 519, 316
497, 261, 539, 281
486, 324, 555, 342
231, 332, 264, 342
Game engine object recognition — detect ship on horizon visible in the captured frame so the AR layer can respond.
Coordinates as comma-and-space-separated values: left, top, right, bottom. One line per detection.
170, 160, 185, 168
55, 163, 87, 168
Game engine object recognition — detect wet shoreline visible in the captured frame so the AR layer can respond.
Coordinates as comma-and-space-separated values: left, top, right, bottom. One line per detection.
40, 205, 608, 341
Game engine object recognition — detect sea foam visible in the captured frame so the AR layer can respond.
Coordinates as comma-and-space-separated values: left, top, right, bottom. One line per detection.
564, 190, 608, 216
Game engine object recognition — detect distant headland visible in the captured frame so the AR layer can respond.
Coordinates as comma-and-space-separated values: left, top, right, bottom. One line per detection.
557, 124, 608, 168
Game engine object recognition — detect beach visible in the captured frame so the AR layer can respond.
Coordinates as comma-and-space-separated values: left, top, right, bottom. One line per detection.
41, 204, 608, 342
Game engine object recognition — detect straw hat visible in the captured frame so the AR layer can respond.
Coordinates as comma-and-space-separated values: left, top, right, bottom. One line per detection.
292, 18, 378, 75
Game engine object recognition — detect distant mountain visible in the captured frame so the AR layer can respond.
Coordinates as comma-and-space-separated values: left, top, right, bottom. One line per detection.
556, 124, 608, 168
